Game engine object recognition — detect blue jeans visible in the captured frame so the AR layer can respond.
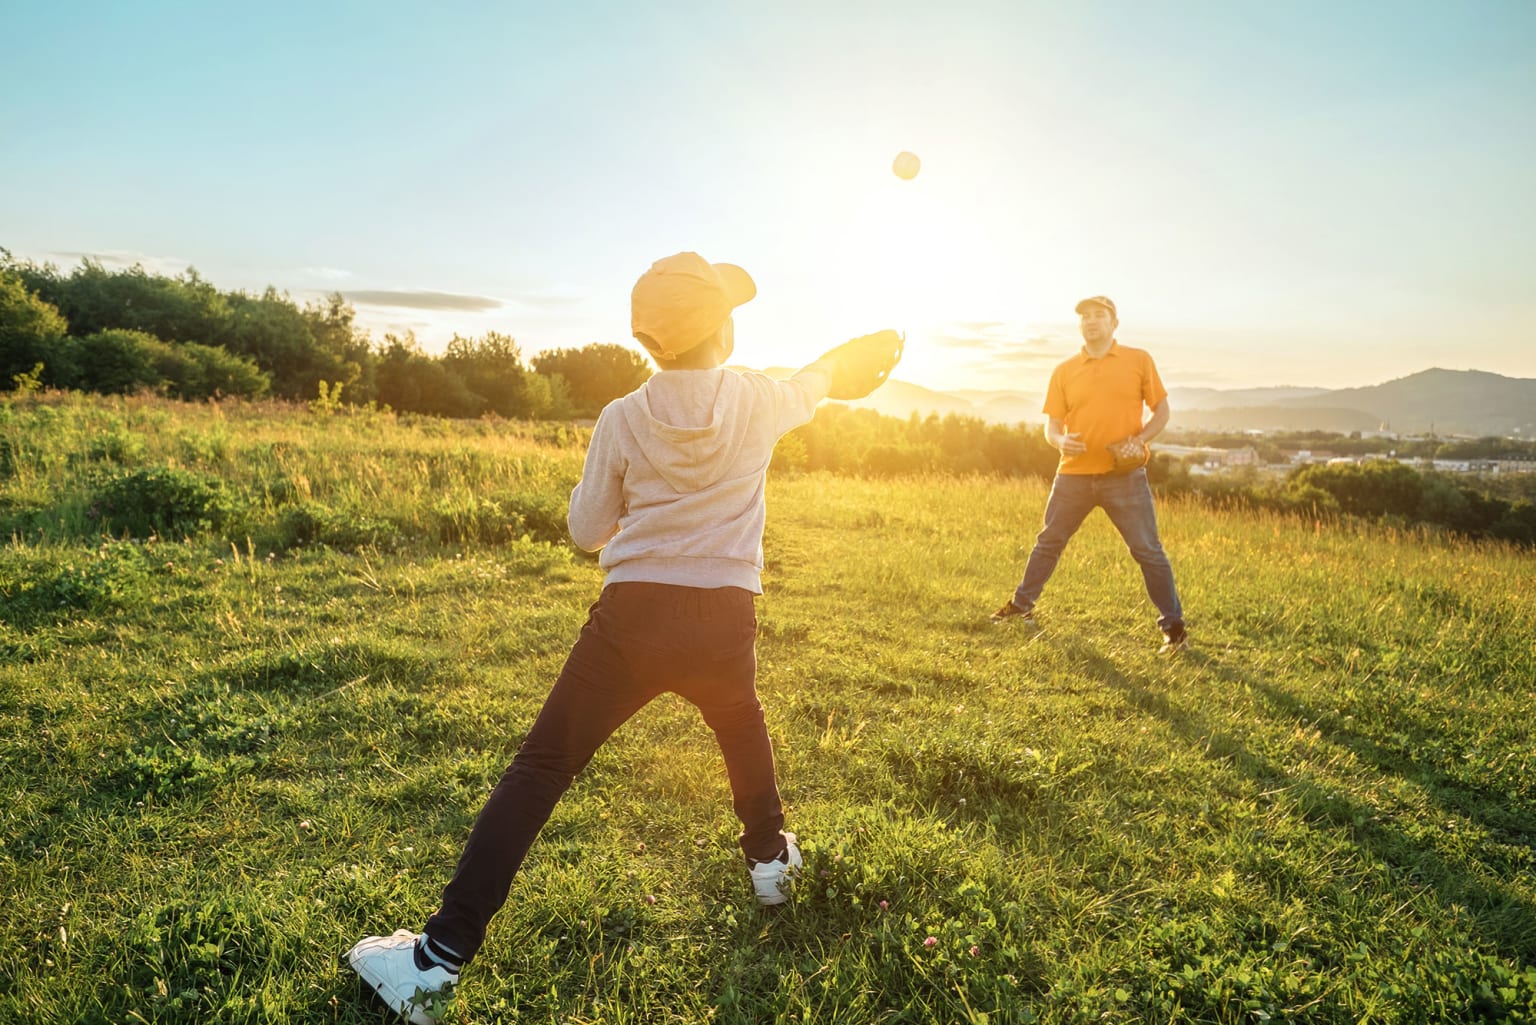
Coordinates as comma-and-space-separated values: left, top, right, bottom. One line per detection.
1011, 468, 1183, 631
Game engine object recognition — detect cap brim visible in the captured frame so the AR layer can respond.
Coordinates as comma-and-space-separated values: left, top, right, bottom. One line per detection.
1075, 298, 1114, 316
713, 262, 757, 309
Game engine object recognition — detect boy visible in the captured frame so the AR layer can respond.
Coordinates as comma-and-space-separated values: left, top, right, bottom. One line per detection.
347, 251, 895, 1024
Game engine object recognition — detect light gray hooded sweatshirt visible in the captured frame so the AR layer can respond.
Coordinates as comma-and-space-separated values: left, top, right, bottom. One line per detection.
567, 365, 831, 592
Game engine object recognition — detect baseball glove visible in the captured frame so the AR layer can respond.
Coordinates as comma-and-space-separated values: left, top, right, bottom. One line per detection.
822, 329, 904, 400
1107, 435, 1149, 473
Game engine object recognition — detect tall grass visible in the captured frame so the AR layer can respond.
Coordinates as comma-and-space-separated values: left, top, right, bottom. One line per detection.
2, 393, 1533, 1023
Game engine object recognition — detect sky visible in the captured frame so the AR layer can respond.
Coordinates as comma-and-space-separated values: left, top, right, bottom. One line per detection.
3, 0, 1534, 392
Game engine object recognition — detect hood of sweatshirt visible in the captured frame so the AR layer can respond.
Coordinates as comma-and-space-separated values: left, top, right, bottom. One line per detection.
620, 369, 757, 493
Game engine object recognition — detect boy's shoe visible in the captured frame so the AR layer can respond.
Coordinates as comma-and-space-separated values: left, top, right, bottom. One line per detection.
1159, 625, 1189, 655
348, 930, 458, 1025
749, 832, 802, 906
990, 601, 1037, 626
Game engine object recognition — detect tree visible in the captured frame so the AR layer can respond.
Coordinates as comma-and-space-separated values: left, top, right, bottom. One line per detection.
2, 255, 371, 402
10, 258, 231, 344
373, 333, 481, 417
441, 332, 528, 417
532, 343, 652, 416
223, 287, 358, 400
0, 269, 71, 388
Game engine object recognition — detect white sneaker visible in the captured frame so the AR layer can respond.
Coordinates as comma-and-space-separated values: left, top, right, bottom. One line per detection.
749, 832, 803, 906
347, 930, 458, 1025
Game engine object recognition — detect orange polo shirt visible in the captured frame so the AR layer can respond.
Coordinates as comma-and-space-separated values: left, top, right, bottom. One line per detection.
1042, 341, 1167, 475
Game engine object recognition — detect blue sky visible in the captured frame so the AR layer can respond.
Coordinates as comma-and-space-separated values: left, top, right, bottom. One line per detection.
3, 0, 1533, 391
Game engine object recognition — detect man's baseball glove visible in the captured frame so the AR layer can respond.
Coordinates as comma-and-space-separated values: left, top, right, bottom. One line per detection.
1107, 435, 1149, 473
823, 329, 904, 400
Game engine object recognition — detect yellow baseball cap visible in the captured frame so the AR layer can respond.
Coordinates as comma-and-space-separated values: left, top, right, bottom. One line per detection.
631, 252, 757, 359
1074, 295, 1117, 317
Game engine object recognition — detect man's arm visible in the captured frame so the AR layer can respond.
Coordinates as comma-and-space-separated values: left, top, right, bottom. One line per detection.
1045, 416, 1086, 454
1137, 398, 1171, 444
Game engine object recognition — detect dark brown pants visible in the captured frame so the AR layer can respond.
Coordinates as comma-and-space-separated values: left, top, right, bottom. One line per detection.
424, 582, 787, 961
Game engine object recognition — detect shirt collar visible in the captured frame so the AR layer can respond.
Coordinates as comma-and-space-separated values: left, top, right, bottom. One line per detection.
1075, 339, 1120, 362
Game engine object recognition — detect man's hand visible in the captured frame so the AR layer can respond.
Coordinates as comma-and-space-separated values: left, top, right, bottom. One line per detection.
819, 330, 904, 400
1054, 429, 1087, 455
1107, 435, 1149, 472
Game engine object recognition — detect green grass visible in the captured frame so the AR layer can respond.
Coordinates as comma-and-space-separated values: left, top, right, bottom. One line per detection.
2, 392, 1534, 1024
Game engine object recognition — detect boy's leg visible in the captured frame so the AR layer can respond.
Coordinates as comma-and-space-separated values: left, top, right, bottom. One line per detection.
1011, 472, 1096, 612
687, 648, 787, 863
424, 595, 660, 962
1098, 468, 1184, 631
658, 587, 786, 864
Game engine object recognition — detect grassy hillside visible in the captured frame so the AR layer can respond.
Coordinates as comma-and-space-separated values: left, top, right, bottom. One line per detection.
2, 393, 1534, 1024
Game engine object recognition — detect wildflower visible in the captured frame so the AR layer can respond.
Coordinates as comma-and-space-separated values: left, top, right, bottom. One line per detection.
969, 945, 980, 957
644, 894, 657, 905
879, 900, 889, 911
923, 936, 937, 948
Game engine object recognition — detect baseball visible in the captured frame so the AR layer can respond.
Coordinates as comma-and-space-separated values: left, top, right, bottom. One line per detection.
892, 150, 921, 181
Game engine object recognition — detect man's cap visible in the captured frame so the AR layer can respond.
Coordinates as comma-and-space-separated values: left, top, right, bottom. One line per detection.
1074, 295, 1117, 317
631, 252, 757, 359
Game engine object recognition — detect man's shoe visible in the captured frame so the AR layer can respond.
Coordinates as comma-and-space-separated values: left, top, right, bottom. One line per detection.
990, 601, 1036, 625
1159, 625, 1188, 655
348, 930, 458, 1025
749, 832, 803, 906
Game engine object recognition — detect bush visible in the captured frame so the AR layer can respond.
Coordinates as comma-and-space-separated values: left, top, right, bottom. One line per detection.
91, 467, 240, 538
154, 340, 271, 399
271, 503, 403, 551
73, 329, 165, 394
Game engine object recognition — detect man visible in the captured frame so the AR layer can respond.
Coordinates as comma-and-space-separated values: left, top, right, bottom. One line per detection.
990, 295, 1187, 654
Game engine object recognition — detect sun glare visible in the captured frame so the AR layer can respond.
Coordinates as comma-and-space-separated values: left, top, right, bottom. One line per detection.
789, 158, 1050, 390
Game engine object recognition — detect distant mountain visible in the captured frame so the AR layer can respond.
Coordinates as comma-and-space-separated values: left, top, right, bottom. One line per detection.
1171, 370, 1536, 435
1286, 369, 1536, 435
1168, 386, 1330, 410
1171, 406, 1384, 434
735, 366, 1536, 437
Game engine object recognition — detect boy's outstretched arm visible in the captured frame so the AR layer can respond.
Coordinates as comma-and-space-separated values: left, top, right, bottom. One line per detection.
567, 411, 625, 551
766, 330, 903, 436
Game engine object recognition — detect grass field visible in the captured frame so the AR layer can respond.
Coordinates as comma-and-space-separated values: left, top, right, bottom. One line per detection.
2, 393, 1534, 1024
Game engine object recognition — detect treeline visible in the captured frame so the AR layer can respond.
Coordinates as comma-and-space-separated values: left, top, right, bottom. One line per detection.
772, 405, 1061, 478
0, 254, 650, 417
5, 253, 1531, 546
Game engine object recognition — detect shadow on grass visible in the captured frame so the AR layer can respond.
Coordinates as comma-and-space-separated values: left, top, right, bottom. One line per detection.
1057, 637, 1536, 966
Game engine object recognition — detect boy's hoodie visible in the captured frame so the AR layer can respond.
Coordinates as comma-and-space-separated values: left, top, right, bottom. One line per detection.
567, 365, 831, 592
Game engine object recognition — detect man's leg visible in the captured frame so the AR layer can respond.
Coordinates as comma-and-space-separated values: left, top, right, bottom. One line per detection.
424, 593, 659, 962
1098, 468, 1184, 632
1011, 473, 1097, 613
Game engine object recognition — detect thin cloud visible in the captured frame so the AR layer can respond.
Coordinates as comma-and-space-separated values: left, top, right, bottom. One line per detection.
299, 266, 355, 282
508, 291, 585, 311
933, 335, 995, 351
985, 346, 1064, 367
44, 249, 192, 276
932, 322, 1062, 357
342, 290, 504, 312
